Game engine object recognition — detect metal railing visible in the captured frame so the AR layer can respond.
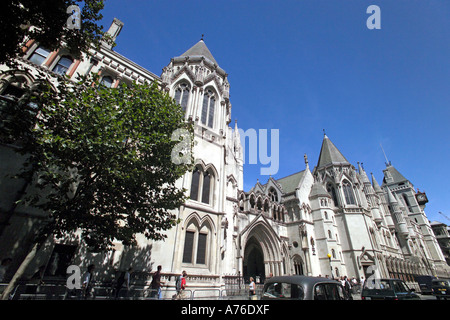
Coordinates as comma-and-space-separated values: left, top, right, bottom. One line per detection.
0, 282, 262, 300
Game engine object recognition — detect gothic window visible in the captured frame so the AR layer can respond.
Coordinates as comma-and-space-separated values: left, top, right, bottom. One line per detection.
196, 233, 207, 264
190, 168, 201, 201
268, 187, 278, 202
256, 197, 263, 211
263, 199, 269, 213
182, 218, 211, 266
28, 46, 50, 66
189, 165, 214, 205
201, 89, 215, 128
331, 249, 336, 259
328, 230, 332, 239
182, 231, 195, 263
52, 55, 74, 75
250, 195, 256, 209
174, 83, 190, 112
327, 183, 339, 207
342, 181, 356, 205
201, 172, 211, 204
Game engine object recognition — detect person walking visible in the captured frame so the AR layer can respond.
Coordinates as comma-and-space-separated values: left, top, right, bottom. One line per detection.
115, 267, 133, 298
175, 270, 187, 300
82, 264, 95, 299
150, 265, 163, 299
249, 277, 256, 300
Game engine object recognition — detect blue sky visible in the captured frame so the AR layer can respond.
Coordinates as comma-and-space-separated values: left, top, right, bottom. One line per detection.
99, 0, 450, 224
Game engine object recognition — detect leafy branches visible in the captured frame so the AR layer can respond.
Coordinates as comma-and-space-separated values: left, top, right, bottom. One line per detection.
2, 75, 193, 251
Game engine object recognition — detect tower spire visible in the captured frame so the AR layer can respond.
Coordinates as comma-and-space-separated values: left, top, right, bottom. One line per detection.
380, 143, 391, 167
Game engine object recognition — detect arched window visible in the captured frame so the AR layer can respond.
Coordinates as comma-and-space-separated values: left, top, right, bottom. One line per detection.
52, 55, 73, 75
342, 181, 356, 205
250, 195, 256, 209
189, 165, 214, 205
174, 83, 190, 112
268, 187, 278, 202
190, 168, 201, 201
182, 218, 211, 266
201, 171, 211, 204
201, 89, 215, 128
28, 46, 50, 66
327, 183, 339, 207
100, 75, 114, 88
328, 230, 332, 239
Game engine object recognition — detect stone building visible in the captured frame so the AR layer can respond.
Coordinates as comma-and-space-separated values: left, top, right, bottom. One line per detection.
0, 19, 448, 296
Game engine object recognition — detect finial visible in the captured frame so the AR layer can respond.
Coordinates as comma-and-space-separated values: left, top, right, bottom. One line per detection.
323, 129, 326, 136
201, 34, 204, 41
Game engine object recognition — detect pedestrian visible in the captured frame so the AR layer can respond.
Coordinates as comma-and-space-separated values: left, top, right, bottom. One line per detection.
175, 270, 187, 300
343, 276, 352, 295
249, 277, 256, 300
0, 258, 12, 282
150, 265, 163, 299
360, 276, 365, 290
115, 267, 133, 298
82, 264, 95, 299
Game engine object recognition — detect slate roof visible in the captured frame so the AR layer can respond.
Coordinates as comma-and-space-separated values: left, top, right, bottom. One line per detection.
177, 40, 218, 65
275, 170, 306, 194
316, 135, 350, 168
382, 165, 408, 185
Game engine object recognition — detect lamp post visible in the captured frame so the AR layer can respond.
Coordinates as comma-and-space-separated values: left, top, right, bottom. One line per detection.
327, 253, 334, 279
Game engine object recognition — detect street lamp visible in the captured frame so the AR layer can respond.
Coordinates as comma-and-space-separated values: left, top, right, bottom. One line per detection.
327, 253, 334, 279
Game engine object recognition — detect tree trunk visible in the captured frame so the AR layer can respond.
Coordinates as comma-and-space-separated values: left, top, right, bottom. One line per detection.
1, 242, 39, 300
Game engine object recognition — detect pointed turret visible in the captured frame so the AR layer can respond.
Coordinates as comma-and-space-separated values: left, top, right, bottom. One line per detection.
177, 39, 218, 65
359, 163, 382, 224
386, 187, 409, 236
371, 173, 383, 194
316, 135, 350, 169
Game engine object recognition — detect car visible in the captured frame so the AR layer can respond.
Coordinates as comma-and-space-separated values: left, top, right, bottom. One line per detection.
361, 278, 420, 300
261, 275, 352, 300
431, 279, 450, 300
414, 275, 436, 295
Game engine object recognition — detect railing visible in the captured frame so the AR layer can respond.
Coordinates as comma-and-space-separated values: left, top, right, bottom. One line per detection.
1, 282, 265, 300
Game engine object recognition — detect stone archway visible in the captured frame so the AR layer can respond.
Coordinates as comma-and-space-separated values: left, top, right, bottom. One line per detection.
243, 236, 265, 283
240, 215, 283, 283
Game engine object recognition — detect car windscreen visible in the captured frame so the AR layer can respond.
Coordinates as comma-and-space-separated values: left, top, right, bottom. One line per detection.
364, 279, 392, 290
263, 282, 305, 300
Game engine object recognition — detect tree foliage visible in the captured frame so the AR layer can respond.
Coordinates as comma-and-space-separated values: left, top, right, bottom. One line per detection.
0, 0, 111, 65
1, 75, 194, 251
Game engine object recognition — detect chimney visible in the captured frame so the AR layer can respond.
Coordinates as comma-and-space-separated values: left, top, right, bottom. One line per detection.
102, 18, 124, 49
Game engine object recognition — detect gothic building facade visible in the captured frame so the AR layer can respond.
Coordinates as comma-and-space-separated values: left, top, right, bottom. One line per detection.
0, 19, 448, 294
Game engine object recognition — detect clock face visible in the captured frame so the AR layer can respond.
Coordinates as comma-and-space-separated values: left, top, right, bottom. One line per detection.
418, 195, 424, 200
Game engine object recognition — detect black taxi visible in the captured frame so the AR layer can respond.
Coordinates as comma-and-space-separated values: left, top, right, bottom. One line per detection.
261, 275, 352, 300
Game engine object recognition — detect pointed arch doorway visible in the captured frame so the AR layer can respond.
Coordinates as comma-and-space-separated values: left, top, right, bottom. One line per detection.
243, 236, 265, 283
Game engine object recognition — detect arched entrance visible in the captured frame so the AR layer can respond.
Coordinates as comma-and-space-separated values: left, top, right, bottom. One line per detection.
243, 236, 265, 283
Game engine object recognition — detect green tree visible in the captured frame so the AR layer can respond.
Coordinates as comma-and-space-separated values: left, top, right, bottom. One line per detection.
0, 74, 193, 299
1, 0, 111, 65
